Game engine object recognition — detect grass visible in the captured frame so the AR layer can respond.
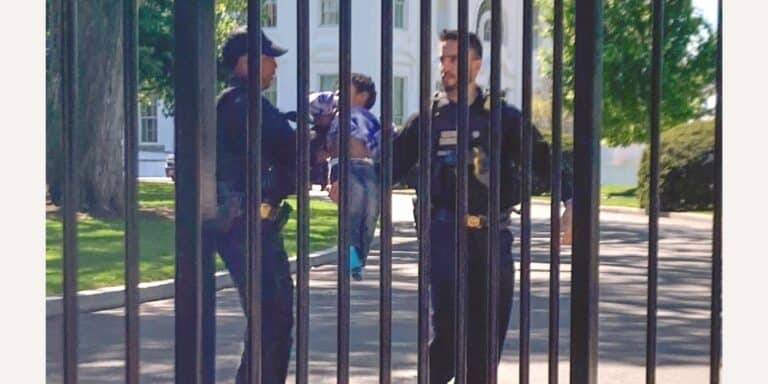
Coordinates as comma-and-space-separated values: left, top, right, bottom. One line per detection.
532, 184, 641, 208
46, 182, 337, 296
598, 184, 641, 208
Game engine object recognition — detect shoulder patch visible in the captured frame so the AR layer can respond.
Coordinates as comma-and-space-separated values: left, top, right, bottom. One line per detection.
482, 89, 510, 112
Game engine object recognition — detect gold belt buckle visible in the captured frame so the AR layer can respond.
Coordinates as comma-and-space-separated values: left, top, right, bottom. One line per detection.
466, 215, 482, 229
260, 203, 273, 220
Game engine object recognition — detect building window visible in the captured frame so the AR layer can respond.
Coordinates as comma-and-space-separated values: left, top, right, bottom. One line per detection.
264, 0, 277, 27
319, 74, 339, 92
483, 19, 491, 41
264, 78, 278, 104
321, 0, 338, 25
140, 101, 158, 143
393, 76, 406, 125
394, 0, 407, 29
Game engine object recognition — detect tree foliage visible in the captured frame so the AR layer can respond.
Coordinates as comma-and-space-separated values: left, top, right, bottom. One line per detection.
535, 0, 717, 145
45, 0, 253, 215
139, 0, 253, 113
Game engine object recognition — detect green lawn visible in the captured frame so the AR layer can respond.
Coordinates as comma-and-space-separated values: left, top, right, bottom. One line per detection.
46, 182, 337, 296
533, 184, 641, 208
598, 184, 641, 208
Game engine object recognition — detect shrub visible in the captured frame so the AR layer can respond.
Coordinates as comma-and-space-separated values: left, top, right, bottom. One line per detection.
535, 130, 574, 195
637, 119, 714, 211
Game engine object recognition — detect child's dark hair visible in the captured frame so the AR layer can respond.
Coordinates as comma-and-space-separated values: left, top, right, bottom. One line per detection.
352, 73, 376, 109
439, 29, 483, 59
336, 73, 377, 110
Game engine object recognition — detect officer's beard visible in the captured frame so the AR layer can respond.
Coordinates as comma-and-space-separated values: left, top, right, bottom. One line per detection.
441, 75, 456, 93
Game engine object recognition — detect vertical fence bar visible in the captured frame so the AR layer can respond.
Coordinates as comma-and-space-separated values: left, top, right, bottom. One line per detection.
296, 0, 310, 383
569, 0, 602, 383
200, 4, 218, 380
246, 1, 263, 382
646, 1, 664, 383
61, 0, 79, 382
123, 0, 140, 383
380, 1, 394, 383
548, 0, 564, 383
174, 1, 217, 382
710, 0, 722, 382
485, 0, 503, 382
337, 1, 352, 382
455, 0, 470, 382
174, 1, 216, 382
417, 0, 432, 382
520, 0, 535, 382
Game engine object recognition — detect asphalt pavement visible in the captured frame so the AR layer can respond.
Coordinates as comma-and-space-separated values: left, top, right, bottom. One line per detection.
46, 193, 714, 383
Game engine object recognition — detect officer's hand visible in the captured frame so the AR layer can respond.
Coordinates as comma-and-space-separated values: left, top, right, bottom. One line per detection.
560, 200, 573, 245
326, 181, 340, 204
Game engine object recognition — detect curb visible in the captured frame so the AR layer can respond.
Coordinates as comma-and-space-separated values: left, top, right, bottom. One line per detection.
46, 245, 340, 318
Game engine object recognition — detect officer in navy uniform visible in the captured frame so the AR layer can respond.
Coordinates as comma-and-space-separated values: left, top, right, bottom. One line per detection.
215, 29, 297, 384
392, 30, 573, 383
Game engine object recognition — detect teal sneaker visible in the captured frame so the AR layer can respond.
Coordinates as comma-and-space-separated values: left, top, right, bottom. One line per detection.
349, 246, 364, 281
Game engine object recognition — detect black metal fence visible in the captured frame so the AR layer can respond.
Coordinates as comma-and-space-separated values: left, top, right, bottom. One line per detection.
54, 0, 722, 383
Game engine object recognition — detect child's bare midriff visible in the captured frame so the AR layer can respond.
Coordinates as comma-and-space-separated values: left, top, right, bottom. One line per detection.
328, 136, 373, 160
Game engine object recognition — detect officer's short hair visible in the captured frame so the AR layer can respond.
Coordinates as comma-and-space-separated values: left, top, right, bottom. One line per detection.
439, 29, 483, 60
221, 29, 248, 72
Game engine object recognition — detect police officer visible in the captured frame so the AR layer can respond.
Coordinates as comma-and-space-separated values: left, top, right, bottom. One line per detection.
215, 29, 296, 384
392, 30, 573, 383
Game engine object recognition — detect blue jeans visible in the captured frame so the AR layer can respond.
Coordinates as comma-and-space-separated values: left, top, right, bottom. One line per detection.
345, 159, 381, 267
428, 211, 516, 384
216, 216, 294, 384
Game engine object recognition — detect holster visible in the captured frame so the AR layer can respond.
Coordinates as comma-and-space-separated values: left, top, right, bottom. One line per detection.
273, 202, 293, 230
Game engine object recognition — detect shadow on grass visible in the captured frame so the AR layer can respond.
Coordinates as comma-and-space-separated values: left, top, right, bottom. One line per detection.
605, 186, 638, 198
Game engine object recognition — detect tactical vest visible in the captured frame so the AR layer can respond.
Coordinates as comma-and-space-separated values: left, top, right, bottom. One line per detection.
429, 91, 521, 213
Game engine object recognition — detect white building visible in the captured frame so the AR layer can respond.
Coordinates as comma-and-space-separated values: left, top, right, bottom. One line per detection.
138, 100, 175, 177
265, 0, 527, 119
139, 0, 642, 186
140, 0, 525, 177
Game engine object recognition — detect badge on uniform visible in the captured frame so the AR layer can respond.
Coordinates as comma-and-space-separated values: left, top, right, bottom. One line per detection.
439, 130, 457, 146
439, 130, 480, 146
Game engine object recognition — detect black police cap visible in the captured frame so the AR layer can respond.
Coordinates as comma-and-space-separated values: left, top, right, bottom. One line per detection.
221, 29, 288, 71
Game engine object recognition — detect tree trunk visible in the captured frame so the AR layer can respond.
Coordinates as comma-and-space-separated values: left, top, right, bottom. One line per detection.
48, 0, 126, 217
47, 0, 63, 204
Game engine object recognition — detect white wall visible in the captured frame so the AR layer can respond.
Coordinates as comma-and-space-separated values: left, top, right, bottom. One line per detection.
138, 151, 167, 177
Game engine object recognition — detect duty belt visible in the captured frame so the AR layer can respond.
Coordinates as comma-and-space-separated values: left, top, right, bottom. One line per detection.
465, 214, 486, 229
433, 208, 510, 229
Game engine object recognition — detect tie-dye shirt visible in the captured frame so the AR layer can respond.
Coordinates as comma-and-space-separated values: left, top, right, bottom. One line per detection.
328, 106, 382, 160
309, 91, 382, 160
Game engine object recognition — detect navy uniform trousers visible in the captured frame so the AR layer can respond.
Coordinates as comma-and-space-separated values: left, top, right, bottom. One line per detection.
214, 215, 293, 384
429, 210, 516, 384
